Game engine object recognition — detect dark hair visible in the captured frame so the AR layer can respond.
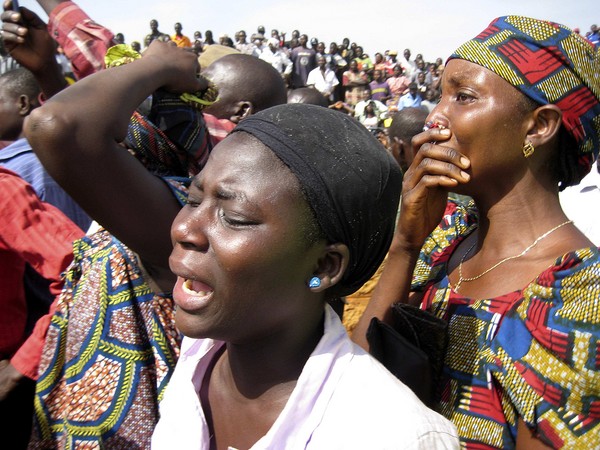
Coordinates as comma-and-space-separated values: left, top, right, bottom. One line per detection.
0, 67, 40, 101
388, 107, 428, 143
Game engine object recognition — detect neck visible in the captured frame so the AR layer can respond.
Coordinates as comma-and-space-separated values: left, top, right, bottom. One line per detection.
217, 307, 325, 399
472, 180, 568, 253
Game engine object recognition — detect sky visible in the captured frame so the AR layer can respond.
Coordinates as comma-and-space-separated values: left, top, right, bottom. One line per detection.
17, 0, 599, 62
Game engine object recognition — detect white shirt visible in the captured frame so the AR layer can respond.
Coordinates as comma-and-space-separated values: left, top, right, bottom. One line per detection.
560, 161, 600, 246
152, 305, 459, 449
306, 66, 339, 100
259, 48, 293, 76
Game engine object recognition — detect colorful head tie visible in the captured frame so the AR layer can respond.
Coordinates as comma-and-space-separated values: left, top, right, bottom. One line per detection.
449, 16, 600, 180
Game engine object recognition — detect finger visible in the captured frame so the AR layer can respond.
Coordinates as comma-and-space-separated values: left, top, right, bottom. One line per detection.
1, 9, 20, 23
419, 156, 470, 182
412, 141, 470, 170
404, 153, 470, 188
411, 126, 451, 148
0, 28, 26, 45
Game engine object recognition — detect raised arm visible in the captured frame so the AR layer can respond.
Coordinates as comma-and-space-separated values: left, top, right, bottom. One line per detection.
24, 41, 207, 291
32, 0, 62, 15
352, 126, 470, 349
35, 0, 114, 78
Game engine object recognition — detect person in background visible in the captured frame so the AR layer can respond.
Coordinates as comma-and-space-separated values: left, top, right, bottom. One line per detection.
204, 29, 215, 46
54, 45, 73, 79
373, 52, 386, 72
192, 31, 203, 54
342, 59, 368, 106
400, 48, 416, 78
290, 33, 316, 88
421, 87, 439, 112
306, 55, 339, 103
113, 32, 125, 44
235, 30, 257, 56
354, 86, 388, 120
259, 37, 293, 82
369, 68, 391, 104
0, 68, 90, 230
386, 64, 410, 106
353, 45, 373, 73
172, 22, 192, 48
287, 87, 329, 107
384, 50, 399, 76
387, 106, 429, 173
560, 160, 600, 245
586, 24, 599, 45
354, 16, 600, 448
144, 18, 169, 47
0, 167, 83, 450
396, 82, 422, 110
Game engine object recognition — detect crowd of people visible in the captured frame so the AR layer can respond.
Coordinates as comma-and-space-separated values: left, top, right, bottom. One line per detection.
0, 1, 599, 449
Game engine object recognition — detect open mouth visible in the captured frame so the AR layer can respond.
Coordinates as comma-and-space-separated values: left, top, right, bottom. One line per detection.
182, 278, 213, 297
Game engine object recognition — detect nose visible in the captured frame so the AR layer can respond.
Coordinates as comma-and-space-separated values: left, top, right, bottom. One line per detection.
425, 98, 449, 130
171, 205, 210, 252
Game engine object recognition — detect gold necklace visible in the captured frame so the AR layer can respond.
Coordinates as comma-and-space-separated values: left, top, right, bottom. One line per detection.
454, 219, 573, 293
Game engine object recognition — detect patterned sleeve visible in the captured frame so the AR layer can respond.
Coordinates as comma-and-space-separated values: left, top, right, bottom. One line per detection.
488, 248, 600, 448
411, 199, 478, 291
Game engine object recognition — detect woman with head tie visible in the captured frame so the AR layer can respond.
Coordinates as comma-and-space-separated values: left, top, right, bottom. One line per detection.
354, 16, 600, 449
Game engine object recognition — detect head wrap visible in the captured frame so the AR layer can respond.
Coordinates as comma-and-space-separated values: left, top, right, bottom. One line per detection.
232, 104, 402, 296
124, 91, 212, 177
448, 16, 600, 179
104, 45, 217, 176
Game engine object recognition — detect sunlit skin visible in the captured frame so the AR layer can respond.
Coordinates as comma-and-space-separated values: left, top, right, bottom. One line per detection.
170, 132, 328, 344
169, 132, 352, 448
419, 58, 534, 201
354, 57, 586, 345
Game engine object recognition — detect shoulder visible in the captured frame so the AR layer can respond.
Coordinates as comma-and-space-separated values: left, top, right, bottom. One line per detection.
315, 345, 458, 448
488, 247, 600, 442
412, 199, 477, 289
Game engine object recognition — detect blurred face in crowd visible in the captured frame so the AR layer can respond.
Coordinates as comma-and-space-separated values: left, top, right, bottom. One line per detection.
299, 34, 308, 47
317, 42, 325, 55
404, 48, 411, 60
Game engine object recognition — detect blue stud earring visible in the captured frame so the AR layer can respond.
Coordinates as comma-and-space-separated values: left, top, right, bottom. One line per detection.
308, 277, 321, 288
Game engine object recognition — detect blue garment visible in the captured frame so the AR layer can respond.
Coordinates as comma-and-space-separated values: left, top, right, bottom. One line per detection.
0, 138, 91, 231
397, 92, 422, 110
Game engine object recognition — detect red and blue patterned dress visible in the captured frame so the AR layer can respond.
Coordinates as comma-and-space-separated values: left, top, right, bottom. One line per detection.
412, 199, 600, 449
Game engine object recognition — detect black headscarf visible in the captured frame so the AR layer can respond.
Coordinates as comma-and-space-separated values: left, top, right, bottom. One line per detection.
232, 104, 402, 296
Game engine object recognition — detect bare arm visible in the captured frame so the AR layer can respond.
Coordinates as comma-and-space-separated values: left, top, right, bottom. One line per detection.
33, 0, 63, 16
24, 41, 207, 291
352, 127, 471, 349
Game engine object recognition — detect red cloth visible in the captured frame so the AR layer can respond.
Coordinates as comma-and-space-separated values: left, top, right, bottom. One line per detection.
47, 1, 115, 79
204, 113, 236, 144
0, 168, 83, 379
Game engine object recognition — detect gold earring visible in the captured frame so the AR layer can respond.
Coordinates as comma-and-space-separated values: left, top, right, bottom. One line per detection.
522, 141, 535, 158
